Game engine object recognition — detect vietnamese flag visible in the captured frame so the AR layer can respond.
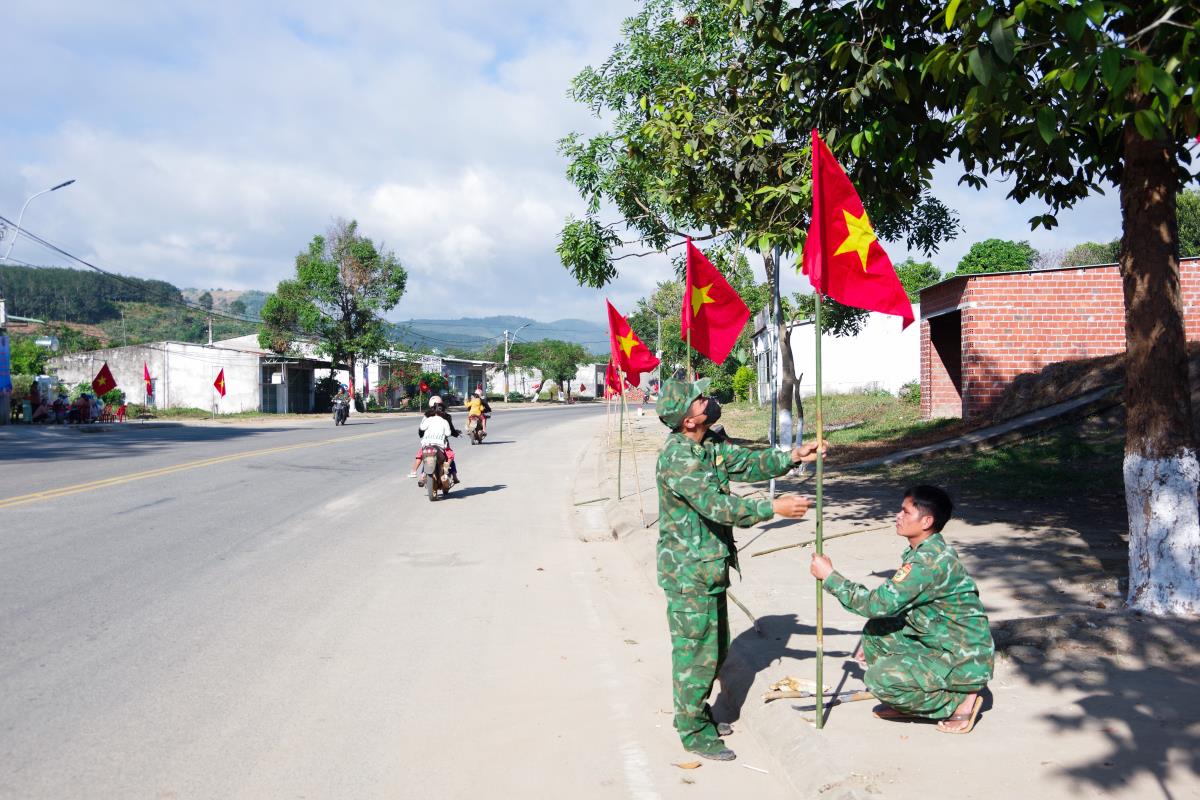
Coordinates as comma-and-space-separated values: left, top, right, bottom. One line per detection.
802, 129, 914, 328
606, 300, 659, 385
605, 361, 624, 397
91, 362, 117, 397
143, 362, 153, 398
213, 368, 226, 398
681, 240, 751, 363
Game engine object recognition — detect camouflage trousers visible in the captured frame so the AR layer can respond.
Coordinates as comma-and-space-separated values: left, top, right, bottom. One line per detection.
665, 589, 729, 749
862, 618, 990, 720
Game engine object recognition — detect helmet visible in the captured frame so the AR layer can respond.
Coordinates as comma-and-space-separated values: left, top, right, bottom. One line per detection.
428, 395, 443, 407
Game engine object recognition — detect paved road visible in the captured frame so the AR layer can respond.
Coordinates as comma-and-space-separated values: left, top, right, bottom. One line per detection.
0, 407, 796, 799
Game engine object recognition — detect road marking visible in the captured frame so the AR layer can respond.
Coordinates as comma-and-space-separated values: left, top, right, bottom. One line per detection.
0, 429, 400, 510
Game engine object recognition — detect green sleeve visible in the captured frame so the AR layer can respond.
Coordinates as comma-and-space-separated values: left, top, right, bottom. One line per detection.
663, 454, 776, 527
718, 441, 794, 482
823, 562, 937, 619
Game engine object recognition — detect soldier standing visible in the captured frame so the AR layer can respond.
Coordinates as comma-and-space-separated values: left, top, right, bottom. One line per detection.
656, 377, 823, 761
809, 485, 994, 734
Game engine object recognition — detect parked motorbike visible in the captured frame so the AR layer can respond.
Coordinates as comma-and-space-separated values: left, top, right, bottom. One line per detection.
419, 445, 452, 501
466, 413, 488, 445
332, 398, 349, 426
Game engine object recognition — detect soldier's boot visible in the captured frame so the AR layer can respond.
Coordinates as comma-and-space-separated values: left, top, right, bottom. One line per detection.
703, 704, 734, 737
686, 740, 736, 761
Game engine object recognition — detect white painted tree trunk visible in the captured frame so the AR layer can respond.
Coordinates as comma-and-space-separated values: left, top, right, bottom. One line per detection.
1125, 450, 1200, 615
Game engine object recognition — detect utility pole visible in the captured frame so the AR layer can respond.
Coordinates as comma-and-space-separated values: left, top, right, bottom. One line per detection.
207, 315, 213, 347
503, 329, 510, 398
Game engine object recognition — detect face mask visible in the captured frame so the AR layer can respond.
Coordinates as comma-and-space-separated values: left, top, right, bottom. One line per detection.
700, 396, 721, 425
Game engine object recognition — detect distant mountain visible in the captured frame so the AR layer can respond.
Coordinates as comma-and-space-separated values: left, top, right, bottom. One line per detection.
388, 315, 610, 356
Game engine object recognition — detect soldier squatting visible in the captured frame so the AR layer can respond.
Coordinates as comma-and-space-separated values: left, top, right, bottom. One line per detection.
655, 377, 995, 761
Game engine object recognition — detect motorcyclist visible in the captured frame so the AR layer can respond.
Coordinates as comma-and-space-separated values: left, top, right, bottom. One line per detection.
466, 389, 491, 432
333, 387, 350, 422
411, 395, 461, 483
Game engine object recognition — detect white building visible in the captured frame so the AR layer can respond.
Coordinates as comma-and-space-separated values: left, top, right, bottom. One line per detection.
752, 303, 920, 402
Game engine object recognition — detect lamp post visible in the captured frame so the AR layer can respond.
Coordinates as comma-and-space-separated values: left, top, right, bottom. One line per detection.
503, 322, 532, 399
1, 179, 76, 335
2, 179, 76, 264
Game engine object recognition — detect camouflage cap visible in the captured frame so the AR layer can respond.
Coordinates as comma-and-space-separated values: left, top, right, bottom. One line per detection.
657, 377, 710, 429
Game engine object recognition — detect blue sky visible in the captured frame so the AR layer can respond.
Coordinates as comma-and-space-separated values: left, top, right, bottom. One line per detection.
2, 1, 1123, 327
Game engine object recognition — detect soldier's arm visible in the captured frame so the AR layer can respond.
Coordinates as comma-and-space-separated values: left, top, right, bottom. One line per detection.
717, 441, 794, 482
663, 458, 776, 527
823, 560, 938, 618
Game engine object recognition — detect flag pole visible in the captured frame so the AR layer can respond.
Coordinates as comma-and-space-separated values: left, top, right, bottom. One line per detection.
617, 367, 626, 500
814, 292, 826, 730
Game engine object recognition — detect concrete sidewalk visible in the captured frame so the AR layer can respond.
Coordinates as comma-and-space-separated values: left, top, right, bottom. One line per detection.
596, 410, 1200, 799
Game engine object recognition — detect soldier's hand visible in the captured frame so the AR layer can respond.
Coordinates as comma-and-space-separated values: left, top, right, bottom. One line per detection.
791, 442, 828, 463
810, 554, 834, 580
772, 494, 811, 519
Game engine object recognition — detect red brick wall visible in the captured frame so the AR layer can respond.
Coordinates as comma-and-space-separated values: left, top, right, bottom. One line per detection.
919, 259, 1200, 421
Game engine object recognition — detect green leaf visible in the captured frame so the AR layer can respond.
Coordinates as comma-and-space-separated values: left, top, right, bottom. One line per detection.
946, 0, 963, 29
977, 7, 994, 28
1150, 67, 1178, 99
1100, 48, 1120, 88
779, 73, 791, 92
1065, 10, 1087, 42
1137, 61, 1153, 94
990, 19, 1014, 64
1083, 1, 1104, 25
1037, 107, 1056, 144
968, 48, 993, 85
1133, 109, 1159, 140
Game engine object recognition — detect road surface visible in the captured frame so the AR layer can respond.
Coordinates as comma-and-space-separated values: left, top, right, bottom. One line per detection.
0, 407, 795, 798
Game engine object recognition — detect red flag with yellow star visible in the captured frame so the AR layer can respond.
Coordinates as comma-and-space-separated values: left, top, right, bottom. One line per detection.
606, 300, 660, 386
91, 362, 117, 397
802, 129, 914, 328
681, 240, 751, 363
213, 368, 226, 398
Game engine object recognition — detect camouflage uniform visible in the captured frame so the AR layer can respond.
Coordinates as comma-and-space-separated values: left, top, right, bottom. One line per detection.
656, 379, 794, 751
824, 532, 994, 719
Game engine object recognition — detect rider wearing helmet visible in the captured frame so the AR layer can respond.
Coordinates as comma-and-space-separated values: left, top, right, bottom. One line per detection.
466, 389, 491, 432
410, 395, 461, 482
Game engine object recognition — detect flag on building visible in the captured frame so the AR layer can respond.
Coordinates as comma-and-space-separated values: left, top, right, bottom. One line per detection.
681, 240, 751, 363
143, 363, 153, 399
91, 362, 117, 397
606, 300, 660, 385
802, 129, 914, 328
213, 369, 226, 398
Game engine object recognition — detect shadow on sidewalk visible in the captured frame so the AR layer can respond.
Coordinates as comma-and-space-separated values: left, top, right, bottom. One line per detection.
714, 613, 861, 724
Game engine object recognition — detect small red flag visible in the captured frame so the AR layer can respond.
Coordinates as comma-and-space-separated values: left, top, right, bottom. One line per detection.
143, 362, 153, 398
802, 129, 914, 327
91, 362, 117, 397
682, 240, 751, 363
606, 300, 660, 386
213, 369, 226, 397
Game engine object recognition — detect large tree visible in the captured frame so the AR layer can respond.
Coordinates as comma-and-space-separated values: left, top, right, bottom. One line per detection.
509, 339, 592, 400
741, 0, 1199, 614
558, 0, 959, 451
259, 219, 407, 396
954, 238, 1040, 275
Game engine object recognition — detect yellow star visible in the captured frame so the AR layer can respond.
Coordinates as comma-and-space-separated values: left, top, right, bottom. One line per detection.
615, 329, 640, 357
833, 208, 878, 271
690, 283, 716, 316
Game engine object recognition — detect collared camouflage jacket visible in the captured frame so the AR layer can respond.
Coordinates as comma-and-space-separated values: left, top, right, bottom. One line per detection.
824, 532, 994, 670
656, 431, 793, 595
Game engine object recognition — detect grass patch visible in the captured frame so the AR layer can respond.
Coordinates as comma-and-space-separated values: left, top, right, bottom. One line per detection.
719, 392, 964, 460
874, 420, 1124, 503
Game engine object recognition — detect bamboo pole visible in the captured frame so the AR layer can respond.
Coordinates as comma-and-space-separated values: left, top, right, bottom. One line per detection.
750, 522, 894, 558
623, 380, 647, 527
617, 368, 625, 500
814, 293, 826, 729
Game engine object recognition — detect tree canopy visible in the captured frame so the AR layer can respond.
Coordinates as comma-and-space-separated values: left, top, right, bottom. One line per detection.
508, 339, 592, 399
954, 239, 1040, 276
258, 219, 407, 387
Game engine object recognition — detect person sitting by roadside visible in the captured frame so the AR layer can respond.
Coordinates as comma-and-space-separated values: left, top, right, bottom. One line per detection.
68, 394, 91, 424
52, 393, 69, 424
809, 485, 994, 735
91, 394, 105, 421
28, 385, 50, 423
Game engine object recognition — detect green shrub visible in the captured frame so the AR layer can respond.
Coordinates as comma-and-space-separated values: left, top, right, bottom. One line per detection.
899, 381, 921, 405
731, 365, 757, 402
707, 370, 734, 402
506, 391, 525, 403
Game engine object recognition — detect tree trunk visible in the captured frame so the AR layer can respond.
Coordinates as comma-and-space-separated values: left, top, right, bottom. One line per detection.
348, 355, 358, 412
763, 252, 800, 450
1119, 119, 1200, 615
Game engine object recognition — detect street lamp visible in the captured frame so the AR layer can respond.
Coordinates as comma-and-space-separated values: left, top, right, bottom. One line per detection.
503, 322, 532, 399
2, 179, 76, 263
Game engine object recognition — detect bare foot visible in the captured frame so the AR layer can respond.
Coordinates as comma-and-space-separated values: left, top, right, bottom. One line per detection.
936, 693, 981, 733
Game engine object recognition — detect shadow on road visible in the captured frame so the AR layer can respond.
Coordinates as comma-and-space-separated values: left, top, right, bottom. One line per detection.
0, 423, 321, 463
446, 484, 507, 499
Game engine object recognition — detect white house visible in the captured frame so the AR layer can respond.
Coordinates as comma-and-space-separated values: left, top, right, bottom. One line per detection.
752, 303, 920, 402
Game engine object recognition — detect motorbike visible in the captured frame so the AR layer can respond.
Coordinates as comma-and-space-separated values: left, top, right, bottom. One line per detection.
466, 413, 488, 445
332, 398, 349, 426
419, 444, 452, 501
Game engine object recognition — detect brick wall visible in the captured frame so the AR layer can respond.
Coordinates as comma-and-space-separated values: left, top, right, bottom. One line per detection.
919, 259, 1200, 421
